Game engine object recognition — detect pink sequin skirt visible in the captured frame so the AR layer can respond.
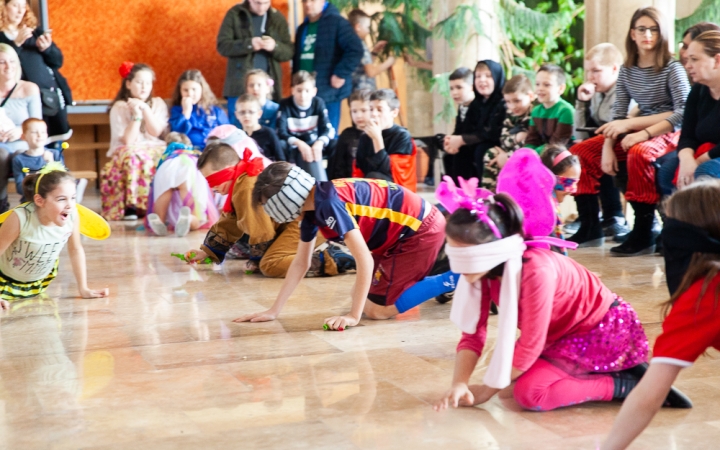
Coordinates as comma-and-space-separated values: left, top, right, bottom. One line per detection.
541, 296, 649, 375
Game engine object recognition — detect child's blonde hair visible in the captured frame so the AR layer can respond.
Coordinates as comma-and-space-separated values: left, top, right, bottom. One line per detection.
585, 43, 623, 67
244, 69, 272, 89
171, 69, 219, 114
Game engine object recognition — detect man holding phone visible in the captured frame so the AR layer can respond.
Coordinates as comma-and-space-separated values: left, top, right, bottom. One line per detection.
217, 0, 294, 122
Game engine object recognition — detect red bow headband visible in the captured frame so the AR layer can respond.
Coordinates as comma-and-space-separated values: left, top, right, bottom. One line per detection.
205, 148, 265, 213
119, 61, 135, 79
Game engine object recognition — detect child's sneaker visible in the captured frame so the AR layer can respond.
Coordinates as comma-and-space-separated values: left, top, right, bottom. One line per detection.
147, 213, 167, 236
175, 207, 191, 237
326, 242, 356, 273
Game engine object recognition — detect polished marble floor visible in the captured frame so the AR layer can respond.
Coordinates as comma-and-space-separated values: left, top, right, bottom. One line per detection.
1, 189, 719, 450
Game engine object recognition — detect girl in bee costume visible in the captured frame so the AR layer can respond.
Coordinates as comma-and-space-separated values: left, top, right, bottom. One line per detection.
0, 163, 109, 310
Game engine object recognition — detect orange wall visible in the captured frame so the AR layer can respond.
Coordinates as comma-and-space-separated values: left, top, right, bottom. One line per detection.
48, 0, 290, 101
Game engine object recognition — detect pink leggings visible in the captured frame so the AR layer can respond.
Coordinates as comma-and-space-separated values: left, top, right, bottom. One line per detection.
513, 359, 614, 411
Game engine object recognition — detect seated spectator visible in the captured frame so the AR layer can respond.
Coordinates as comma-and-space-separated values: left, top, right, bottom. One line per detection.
146, 132, 219, 237
657, 30, 720, 196
354, 88, 416, 190
169, 70, 229, 148
235, 93, 285, 161
482, 74, 534, 191
243, 69, 280, 129
327, 88, 370, 180
443, 67, 477, 183
101, 62, 169, 221
572, 43, 629, 243
0, 43, 40, 213
678, 22, 720, 67
277, 70, 332, 181
0, 0, 72, 137
570, 7, 689, 257
524, 63, 575, 154
11, 118, 62, 203
348, 9, 396, 92
216, 0, 293, 122
443, 60, 506, 180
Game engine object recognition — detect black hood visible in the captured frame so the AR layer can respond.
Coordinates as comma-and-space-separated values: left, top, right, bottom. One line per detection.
473, 60, 505, 104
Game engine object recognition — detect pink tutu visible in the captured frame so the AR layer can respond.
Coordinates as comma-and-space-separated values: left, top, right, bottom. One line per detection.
541, 296, 649, 375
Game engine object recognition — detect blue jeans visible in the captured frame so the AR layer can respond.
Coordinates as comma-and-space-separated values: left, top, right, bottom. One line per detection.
325, 101, 341, 136
656, 151, 720, 196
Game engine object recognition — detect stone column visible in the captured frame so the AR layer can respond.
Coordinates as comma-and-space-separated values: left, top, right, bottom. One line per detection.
584, 0, 677, 55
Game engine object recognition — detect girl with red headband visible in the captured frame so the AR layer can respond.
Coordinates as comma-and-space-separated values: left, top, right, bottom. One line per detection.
101, 62, 169, 221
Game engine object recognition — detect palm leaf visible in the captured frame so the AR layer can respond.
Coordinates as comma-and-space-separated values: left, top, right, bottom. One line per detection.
497, 0, 574, 41
434, 4, 489, 48
676, 0, 720, 38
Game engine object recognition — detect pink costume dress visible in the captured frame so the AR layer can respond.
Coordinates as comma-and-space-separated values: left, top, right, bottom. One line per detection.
101, 98, 169, 220
459, 247, 648, 411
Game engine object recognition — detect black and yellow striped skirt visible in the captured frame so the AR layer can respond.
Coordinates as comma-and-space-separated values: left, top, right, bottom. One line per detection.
0, 261, 59, 300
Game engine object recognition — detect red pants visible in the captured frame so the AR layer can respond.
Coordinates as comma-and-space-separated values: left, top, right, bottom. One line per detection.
513, 359, 613, 411
571, 132, 680, 204
367, 206, 446, 306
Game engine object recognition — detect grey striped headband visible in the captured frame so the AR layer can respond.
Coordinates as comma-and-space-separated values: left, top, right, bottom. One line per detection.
263, 166, 316, 223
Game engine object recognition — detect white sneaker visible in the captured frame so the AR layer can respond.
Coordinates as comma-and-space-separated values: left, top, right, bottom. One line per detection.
175, 207, 191, 237
147, 213, 168, 236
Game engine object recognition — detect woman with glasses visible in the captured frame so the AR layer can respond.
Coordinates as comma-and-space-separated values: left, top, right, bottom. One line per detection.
569, 7, 690, 257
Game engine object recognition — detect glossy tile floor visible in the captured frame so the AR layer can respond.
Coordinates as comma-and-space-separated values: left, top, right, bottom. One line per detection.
1, 189, 719, 450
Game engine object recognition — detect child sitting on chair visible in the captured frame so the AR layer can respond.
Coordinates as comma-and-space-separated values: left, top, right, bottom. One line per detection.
12, 118, 64, 203
354, 89, 416, 191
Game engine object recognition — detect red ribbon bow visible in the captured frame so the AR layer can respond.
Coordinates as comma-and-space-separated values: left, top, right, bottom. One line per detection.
205, 149, 265, 213
119, 61, 135, 79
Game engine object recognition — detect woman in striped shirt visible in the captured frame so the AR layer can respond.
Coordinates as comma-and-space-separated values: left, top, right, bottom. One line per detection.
569, 7, 690, 257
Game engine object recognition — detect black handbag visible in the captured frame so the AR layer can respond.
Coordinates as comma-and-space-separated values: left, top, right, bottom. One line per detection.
40, 87, 61, 116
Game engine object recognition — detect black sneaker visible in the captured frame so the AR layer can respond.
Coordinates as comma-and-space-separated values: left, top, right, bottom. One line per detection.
0, 197, 9, 214
603, 218, 630, 238
436, 291, 453, 304
614, 363, 692, 408
327, 242, 356, 273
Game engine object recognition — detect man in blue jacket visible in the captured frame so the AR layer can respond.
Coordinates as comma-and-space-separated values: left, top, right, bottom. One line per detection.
293, 0, 363, 133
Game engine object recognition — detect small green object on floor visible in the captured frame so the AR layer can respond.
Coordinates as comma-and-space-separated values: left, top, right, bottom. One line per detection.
323, 323, 346, 331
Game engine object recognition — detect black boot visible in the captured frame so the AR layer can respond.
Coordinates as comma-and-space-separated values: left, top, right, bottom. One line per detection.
612, 363, 693, 408
568, 195, 605, 247
611, 202, 656, 257
0, 197, 8, 214
611, 371, 641, 400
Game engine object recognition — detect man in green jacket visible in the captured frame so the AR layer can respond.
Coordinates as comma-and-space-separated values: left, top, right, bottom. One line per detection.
217, 0, 294, 122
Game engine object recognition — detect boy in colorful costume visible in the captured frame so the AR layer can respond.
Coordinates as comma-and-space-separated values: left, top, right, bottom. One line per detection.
236, 162, 457, 328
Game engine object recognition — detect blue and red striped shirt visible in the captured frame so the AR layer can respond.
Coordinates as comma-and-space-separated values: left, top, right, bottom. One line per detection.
300, 178, 427, 254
